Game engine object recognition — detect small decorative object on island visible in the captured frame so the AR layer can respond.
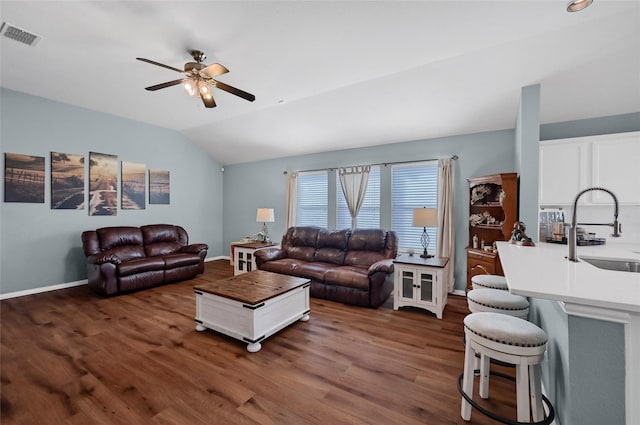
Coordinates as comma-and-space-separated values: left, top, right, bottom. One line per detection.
509, 221, 535, 246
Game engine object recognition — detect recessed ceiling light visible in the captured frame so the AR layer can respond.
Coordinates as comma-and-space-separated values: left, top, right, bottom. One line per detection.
566, 0, 593, 12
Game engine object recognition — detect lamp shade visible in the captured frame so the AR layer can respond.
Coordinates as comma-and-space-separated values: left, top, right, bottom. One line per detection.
412, 208, 438, 227
256, 208, 275, 223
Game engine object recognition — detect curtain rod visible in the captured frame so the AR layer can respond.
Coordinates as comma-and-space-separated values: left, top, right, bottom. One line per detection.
283, 155, 458, 175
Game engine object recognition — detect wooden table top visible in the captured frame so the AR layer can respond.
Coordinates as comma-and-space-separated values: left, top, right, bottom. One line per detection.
194, 270, 310, 305
393, 254, 449, 268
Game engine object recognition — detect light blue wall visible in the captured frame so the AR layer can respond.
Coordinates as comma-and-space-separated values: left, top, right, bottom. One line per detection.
222, 130, 517, 292
515, 84, 541, 242
0, 88, 224, 295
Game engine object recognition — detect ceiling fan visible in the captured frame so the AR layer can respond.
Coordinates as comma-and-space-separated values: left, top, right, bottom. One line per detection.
136, 50, 255, 108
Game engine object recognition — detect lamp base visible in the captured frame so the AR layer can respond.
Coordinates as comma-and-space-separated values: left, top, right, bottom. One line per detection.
420, 253, 434, 259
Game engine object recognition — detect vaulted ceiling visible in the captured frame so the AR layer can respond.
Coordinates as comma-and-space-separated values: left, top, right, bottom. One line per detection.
1, 1, 638, 165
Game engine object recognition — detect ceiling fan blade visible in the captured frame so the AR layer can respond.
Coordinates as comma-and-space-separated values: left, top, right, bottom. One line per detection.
144, 78, 187, 91
200, 91, 216, 108
213, 80, 256, 102
202, 63, 229, 78
136, 57, 185, 73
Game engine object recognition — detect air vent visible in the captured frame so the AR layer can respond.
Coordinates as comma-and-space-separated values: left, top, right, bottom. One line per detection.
0, 22, 41, 47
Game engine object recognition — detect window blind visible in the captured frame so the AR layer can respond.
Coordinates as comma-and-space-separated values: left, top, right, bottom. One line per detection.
296, 171, 328, 227
391, 161, 438, 250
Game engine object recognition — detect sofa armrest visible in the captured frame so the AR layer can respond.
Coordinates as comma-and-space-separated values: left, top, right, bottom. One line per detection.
89, 252, 122, 266
254, 247, 287, 267
180, 243, 209, 254
368, 258, 394, 276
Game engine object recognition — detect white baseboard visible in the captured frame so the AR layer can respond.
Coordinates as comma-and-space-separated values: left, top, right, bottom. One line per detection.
451, 289, 467, 297
0, 256, 230, 300
0, 279, 88, 300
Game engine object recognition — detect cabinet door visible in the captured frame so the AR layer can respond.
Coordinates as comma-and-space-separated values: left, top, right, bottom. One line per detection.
417, 271, 435, 304
539, 141, 589, 206
398, 269, 416, 302
591, 133, 640, 204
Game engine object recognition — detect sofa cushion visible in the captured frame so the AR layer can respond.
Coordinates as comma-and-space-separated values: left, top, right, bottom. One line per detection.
146, 242, 182, 257
324, 266, 370, 290
314, 228, 350, 264
290, 226, 320, 248
293, 262, 335, 282
118, 256, 165, 277
97, 226, 143, 250
109, 246, 146, 263
286, 246, 316, 262
163, 252, 201, 269
347, 228, 387, 251
141, 224, 183, 245
344, 251, 387, 268
259, 258, 302, 275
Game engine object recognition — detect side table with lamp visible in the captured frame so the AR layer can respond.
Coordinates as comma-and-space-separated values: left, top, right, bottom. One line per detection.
231, 208, 278, 275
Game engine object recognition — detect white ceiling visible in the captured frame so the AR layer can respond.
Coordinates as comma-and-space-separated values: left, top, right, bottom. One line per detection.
1, 1, 638, 165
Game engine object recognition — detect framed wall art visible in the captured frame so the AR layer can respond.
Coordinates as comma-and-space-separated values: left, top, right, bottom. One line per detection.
149, 169, 170, 205
51, 152, 85, 209
121, 161, 146, 210
4, 153, 45, 203
89, 152, 118, 216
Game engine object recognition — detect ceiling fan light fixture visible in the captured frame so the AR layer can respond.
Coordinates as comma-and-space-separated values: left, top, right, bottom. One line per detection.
199, 81, 210, 95
566, 0, 593, 12
184, 80, 196, 96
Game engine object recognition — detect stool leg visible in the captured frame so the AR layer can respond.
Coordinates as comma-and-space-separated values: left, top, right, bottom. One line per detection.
530, 364, 544, 422
479, 353, 490, 399
516, 364, 531, 422
461, 339, 475, 421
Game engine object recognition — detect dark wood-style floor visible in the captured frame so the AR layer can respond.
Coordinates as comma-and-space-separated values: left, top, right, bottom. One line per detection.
1, 260, 520, 424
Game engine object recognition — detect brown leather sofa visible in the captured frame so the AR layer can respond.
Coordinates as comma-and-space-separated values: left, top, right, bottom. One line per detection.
254, 226, 398, 307
81, 224, 208, 295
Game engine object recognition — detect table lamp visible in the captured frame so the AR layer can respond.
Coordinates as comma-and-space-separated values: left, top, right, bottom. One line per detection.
413, 207, 438, 258
256, 208, 275, 243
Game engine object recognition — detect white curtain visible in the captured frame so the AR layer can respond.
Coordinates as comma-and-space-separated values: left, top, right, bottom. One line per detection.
436, 158, 455, 292
285, 172, 298, 229
339, 165, 370, 228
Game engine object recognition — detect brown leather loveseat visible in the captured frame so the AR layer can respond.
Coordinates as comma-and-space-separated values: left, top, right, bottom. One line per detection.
255, 226, 397, 307
81, 224, 208, 295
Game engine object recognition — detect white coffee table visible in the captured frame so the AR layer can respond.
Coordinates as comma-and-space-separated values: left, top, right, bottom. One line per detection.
194, 270, 310, 352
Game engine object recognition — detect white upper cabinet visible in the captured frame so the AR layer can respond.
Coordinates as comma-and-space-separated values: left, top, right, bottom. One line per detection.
591, 133, 640, 204
539, 131, 640, 206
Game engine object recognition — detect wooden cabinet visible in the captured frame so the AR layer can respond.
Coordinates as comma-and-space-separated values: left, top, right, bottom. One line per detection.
466, 172, 517, 291
539, 131, 640, 206
233, 242, 277, 275
393, 254, 450, 319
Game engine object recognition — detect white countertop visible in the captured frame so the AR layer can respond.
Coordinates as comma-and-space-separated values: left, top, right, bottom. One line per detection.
497, 241, 640, 313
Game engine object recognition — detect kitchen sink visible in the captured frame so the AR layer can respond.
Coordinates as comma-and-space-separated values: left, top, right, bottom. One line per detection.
580, 256, 640, 273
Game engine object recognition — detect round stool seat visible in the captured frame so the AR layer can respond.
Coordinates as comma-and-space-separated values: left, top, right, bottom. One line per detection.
464, 312, 546, 356
472, 274, 508, 291
467, 288, 530, 320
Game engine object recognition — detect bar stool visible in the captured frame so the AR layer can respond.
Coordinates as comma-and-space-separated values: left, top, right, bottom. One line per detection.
472, 274, 509, 291
467, 288, 530, 320
458, 312, 554, 424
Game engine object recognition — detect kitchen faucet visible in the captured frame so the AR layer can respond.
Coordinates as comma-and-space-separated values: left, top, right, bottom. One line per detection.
568, 187, 621, 262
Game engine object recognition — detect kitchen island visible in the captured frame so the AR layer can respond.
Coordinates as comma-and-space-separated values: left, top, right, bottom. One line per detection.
497, 241, 640, 425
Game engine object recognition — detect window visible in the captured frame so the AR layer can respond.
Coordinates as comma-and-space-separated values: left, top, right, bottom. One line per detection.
296, 171, 328, 227
392, 162, 438, 250
336, 166, 380, 229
